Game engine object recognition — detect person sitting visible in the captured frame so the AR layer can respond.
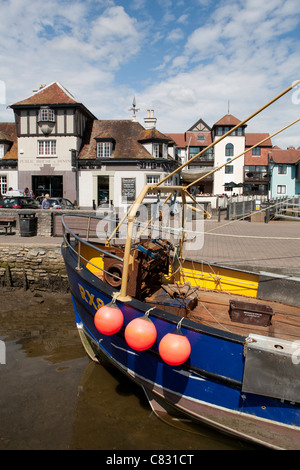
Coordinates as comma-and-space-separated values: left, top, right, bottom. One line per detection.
23, 187, 34, 197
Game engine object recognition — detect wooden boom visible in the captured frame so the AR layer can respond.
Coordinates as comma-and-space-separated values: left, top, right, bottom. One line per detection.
117, 81, 300, 301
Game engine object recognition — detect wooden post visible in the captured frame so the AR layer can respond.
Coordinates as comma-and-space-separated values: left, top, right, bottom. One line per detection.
118, 185, 150, 302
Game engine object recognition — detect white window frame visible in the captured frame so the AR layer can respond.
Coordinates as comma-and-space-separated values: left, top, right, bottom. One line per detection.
0, 175, 7, 194
97, 142, 112, 158
146, 174, 160, 195
163, 143, 168, 159
277, 185, 286, 194
38, 107, 55, 122
152, 143, 159, 158
38, 140, 56, 156
0, 144, 4, 159
146, 175, 160, 185
152, 143, 168, 158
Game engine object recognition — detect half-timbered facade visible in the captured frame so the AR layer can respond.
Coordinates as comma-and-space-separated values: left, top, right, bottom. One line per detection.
6, 82, 178, 208
1, 83, 299, 204
0, 123, 18, 196
10, 82, 95, 202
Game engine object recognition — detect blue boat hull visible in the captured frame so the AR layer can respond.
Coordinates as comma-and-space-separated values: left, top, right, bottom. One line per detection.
62, 243, 300, 450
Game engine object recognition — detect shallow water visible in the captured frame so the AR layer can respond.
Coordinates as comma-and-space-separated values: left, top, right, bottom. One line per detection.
0, 288, 257, 450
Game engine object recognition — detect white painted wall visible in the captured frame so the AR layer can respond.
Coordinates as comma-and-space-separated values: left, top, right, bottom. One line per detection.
78, 169, 175, 209
213, 135, 245, 195
18, 135, 80, 172
78, 171, 93, 207
0, 170, 18, 193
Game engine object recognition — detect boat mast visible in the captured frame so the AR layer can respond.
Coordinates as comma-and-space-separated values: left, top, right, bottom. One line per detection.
153, 80, 300, 189
117, 81, 300, 302
185, 116, 300, 189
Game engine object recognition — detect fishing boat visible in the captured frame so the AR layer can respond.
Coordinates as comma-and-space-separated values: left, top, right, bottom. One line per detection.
61, 83, 300, 450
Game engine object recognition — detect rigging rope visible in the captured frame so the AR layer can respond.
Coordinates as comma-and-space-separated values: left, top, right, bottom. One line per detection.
129, 195, 300, 240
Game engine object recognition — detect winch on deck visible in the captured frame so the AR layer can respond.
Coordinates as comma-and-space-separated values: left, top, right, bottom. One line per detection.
103, 239, 171, 300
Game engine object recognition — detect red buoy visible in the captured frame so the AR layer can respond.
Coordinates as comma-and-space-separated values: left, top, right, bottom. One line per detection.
159, 331, 191, 365
125, 316, 157, 351
94, 302, 124, 335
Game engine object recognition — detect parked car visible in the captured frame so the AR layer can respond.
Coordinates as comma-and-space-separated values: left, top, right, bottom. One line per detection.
0, 196, 40, 209
38, 197, 75, 210
5, 189, 25, 197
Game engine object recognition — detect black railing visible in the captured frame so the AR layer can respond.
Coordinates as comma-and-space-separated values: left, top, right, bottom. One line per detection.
244, 171, 270, 181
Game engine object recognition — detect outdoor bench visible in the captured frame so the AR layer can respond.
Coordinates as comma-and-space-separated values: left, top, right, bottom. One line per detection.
0, 216, 15, 235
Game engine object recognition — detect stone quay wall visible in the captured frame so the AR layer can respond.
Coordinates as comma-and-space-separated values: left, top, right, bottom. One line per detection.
0, 209, 71, 291
0, 208, 99, 237
0, 208, 106, 292
0, 244, 69, 292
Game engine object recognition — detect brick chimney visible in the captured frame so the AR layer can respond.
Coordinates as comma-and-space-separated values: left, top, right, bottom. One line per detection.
144, 109, 157, 129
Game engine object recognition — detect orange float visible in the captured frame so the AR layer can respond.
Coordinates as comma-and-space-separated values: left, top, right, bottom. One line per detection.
94, 301, 124, 335
159, 330, 191, 366
125, 315, 157, 351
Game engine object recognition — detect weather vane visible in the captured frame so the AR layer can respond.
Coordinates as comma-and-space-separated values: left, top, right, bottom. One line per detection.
129, 96, 140, 121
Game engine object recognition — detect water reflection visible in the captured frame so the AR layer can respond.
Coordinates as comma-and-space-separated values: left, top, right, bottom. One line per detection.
0, 288, 256, 450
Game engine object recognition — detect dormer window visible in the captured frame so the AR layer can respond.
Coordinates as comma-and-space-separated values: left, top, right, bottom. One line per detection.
252, 147, 261, 156
0, 144, 4, 159
95, 134, 115, 158
152, 142, 168, 158
97, 141, 113, 158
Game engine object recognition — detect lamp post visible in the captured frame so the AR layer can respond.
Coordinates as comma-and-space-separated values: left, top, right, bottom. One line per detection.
70, 149, 79, 206
268, 155, 275, 200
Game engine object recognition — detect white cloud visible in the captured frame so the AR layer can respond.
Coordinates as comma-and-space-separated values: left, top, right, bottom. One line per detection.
167, 28, 184, 42
185, 23, 224, 57
0, 1, 144, 121
177, 14, 189, 24
142, 0, 300, 147
0, 0, 299, 149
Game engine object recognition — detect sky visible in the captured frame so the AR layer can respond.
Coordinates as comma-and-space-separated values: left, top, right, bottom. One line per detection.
0, 0, 300, 148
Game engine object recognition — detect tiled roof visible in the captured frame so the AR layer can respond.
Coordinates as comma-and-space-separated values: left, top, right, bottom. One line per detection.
213, 114, 243, 126
11, 82, 78, 106
268, 147, 300, 164
187, 118, 211, 132
244, 154, 269, 166
167, 131, 212, 148
185, 131, 212, 147
0, 130, 12, 141
245, 133, 272, 147
79, 120, 174, 160
0, 122, 18, 159
166, 133, 187, 147
138, 128, 173, 142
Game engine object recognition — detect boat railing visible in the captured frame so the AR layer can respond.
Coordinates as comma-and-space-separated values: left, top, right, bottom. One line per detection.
61, 213, 124, 277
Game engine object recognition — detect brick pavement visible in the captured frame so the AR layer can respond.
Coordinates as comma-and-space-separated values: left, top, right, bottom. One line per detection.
185, 219, 300, 276
0, 219, 300, 276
